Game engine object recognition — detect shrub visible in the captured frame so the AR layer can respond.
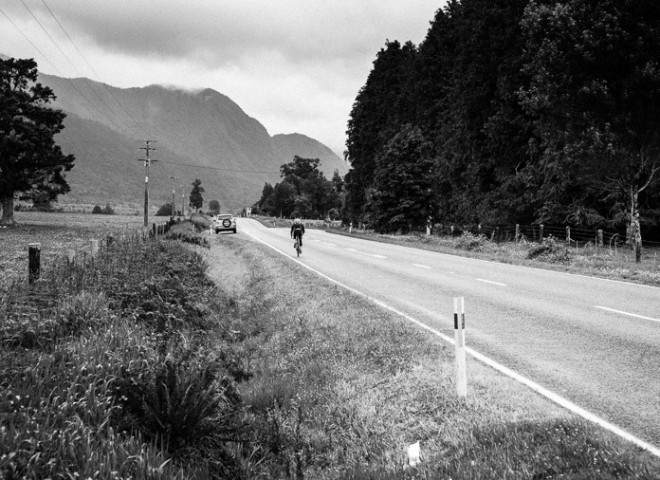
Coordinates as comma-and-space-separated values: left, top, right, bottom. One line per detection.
455, 232, 489, 251
527, 235, 571, 263
156, 202, 173, 216
113, 351, 239, 453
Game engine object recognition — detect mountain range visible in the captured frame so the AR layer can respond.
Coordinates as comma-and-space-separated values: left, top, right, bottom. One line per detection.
21, 65, 347, 214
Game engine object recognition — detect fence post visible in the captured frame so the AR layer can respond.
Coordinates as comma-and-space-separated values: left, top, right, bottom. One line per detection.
453, 297, 467, 398
597, 229, 603, 249
90, 239, 99, 257
451, 225, 455, 237
28, 243, 41, 284
349, 222, 353, 234
515, 224, 520, 243
566, 226, 571, 247
66, 249, 76, 266
539, 224, 544, 242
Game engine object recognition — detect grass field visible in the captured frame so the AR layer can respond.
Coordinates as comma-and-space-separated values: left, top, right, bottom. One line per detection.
1, 211, 659, 478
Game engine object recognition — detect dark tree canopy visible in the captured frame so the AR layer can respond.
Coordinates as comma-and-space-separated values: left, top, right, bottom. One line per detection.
253, 156, 343, 219
189, 179, 205, 210
0, 57, 75, 224
342, 0, 660, 249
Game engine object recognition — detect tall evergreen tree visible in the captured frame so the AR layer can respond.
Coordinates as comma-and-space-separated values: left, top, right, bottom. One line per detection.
520, 0, 660, 259
371, 124, 436, 233
344, 40, 418, 223
0, 58, 74, 224
189, 179, 205, 211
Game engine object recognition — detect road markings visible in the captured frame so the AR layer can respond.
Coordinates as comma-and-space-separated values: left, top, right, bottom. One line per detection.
345, 247, 386, 259
313, 239, 336, 246
241, 229, 660, 459
413, 263, 431, 269
595, 306, 660, 324
476, 278, 507, 287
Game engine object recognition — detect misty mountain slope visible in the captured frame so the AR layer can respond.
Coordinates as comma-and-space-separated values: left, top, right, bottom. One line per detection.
25, 69, 347, 211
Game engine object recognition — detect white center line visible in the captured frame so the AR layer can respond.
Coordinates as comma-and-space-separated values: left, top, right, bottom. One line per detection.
366, 254, 387, 259
346, 248, 358, 252
595, 306, 660, 324
413, 264, 431, 269
476, 278, 507, 287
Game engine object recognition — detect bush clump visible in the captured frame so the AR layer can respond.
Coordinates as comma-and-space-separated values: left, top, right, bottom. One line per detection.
455, 231, 490, 251
527, 235, 571, 263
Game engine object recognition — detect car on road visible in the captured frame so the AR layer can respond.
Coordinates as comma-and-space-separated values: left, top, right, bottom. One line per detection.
213, 214, 237, 234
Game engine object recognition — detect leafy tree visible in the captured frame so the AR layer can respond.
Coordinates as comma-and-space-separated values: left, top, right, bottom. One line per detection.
519, 0, 660, 260
208, 199, 220, 215
189, 179, 204, 211
156, 202, 173, 216
371, 124, 437, 233
0, 58, 74, 224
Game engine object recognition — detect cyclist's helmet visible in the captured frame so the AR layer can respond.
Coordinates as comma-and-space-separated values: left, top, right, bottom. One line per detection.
294, 218, 301, 224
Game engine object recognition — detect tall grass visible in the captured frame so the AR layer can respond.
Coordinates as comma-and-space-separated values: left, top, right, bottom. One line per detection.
2, 220, 659, 478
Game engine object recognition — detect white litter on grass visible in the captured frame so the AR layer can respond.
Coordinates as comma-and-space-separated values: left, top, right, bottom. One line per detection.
407, 441, 421, 467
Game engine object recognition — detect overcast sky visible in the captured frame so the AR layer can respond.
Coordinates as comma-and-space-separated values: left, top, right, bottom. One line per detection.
1, 1, 444, 155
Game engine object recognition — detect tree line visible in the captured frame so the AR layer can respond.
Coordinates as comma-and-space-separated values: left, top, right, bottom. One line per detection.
252, 155, 344, 220
343, 0, 660, 256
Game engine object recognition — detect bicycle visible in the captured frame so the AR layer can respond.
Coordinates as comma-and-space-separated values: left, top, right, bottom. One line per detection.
293, 238, 302, 257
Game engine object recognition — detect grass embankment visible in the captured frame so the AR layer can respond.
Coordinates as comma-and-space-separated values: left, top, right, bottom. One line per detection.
1, 216, 659, 478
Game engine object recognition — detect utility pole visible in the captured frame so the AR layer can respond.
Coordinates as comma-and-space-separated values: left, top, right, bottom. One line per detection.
169, 176, 176, 222
137, 140, 157, 228
180, 184, 185, 218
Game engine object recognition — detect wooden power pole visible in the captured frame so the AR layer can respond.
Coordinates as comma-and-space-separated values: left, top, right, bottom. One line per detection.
138, 140, 157, 228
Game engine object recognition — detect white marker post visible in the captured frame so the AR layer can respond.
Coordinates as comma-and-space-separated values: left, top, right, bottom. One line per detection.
453, 297, 467, 397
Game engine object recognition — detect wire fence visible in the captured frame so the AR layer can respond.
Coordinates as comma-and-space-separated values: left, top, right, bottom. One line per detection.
429, 222, 660, 251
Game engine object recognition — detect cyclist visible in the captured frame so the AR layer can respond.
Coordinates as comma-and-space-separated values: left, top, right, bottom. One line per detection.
291, 218, 305, 249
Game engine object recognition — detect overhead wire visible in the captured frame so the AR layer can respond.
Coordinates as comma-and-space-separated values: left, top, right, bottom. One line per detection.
40, 0, 149, 139
15, 0, 137, 138
2, 1, 283, 178
155, 158, 280, 175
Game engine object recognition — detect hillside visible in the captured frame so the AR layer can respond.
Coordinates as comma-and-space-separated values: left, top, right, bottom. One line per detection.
31, 71, 347, 213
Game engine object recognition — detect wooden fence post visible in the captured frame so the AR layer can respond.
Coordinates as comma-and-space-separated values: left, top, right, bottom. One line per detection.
28, 243, 41, 284
453, 297, 467, 398
539, 224, 544, 242
597, 229, 603, 249
515, 224, 520, 243
66, 249, 76, 266
90, 239, 99, 257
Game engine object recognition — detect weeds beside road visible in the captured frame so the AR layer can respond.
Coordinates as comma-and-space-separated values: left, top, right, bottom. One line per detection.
1, 212, 659, 478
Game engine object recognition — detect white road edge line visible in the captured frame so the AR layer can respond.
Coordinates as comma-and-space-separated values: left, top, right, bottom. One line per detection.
476, 278, 507, 287
595, 305, 660, 324
413, 264, 431, 269
242, 229, 660, 459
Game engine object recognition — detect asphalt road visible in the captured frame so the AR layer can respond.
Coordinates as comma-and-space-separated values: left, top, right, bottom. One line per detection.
234, 218, 660, 450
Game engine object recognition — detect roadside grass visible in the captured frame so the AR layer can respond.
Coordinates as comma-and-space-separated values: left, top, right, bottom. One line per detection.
202, 233, 660, 478
318, 225, 660, 287
1, 212, 659, 478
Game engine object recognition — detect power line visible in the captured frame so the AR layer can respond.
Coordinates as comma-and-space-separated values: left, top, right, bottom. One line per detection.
153, 158, 280, 175
40, 0, 149, 138
12, 0, 136, 138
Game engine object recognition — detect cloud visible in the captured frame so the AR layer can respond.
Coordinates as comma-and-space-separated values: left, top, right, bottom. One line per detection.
1, 0, 442, 154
